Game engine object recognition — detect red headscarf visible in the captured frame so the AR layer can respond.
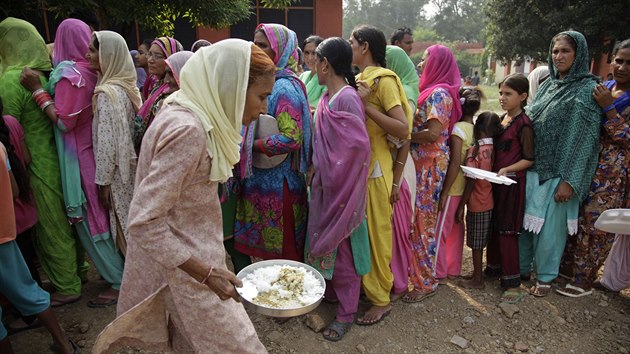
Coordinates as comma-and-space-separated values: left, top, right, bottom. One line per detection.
417, 45, 462, 132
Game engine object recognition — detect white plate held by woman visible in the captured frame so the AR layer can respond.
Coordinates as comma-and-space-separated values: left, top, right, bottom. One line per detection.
594, 209, 630, 235
461, 166, 517, 185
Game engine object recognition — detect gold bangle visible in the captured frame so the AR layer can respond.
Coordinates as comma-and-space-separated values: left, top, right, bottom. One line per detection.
392, 183, 399, 188
395, 160, 404, 166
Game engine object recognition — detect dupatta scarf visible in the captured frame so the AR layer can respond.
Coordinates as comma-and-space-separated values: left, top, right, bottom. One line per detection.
240, 23, 311, 178
527, 31, 601, 201
133, 37, 182, 148
386, 45, 419, 106
0, 17, 52, 75
164, 51, 194, 88
93, 31, 142, 184
308, 88, 370, 257
163, 40, 250, 182
417, 45, 462, 133
45, 19, 107, 233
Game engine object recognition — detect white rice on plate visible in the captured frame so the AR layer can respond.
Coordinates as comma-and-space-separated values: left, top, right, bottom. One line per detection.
239, 265, 324, 309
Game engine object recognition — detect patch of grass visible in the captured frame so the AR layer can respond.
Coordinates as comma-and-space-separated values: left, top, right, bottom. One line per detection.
478, 84, 502, 114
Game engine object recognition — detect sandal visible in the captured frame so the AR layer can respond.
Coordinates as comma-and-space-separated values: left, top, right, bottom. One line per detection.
355, 306, 391, 326
555, 283, 593, 298
87, 289, 118, 308
322, 320, 352, 342
501, 290, 525, 304
529, 281, 552, 297
401, 290, 436, 303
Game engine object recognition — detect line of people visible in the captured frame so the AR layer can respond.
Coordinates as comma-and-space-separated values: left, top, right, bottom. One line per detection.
0, 16, 628, 352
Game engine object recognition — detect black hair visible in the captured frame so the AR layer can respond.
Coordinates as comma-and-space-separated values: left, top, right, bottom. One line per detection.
552, 33, 577, 52
352, 25, 387, 68
499, 73, 529, 109
612, 38, 630, 56
0, 97, 31, 201
302, 35, 324, 50
470, 111, 501, 160
316, 37, 357, 89
390, 27, 412, 45
92, 34, 99, 50
458, 86, 483, 117
141, 38, 153, 49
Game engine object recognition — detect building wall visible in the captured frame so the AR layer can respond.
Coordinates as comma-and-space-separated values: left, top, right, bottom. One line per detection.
198, 0, 342, 44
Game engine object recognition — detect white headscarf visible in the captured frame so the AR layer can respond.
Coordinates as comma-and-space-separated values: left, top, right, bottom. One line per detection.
163, 39, 251, 183
93, 30, 143, 183
527, 65, 550, 105
164, 51, 194, 87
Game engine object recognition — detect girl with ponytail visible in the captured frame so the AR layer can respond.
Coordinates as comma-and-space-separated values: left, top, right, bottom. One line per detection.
305, 37, 370, 341
350, 25, 412, 325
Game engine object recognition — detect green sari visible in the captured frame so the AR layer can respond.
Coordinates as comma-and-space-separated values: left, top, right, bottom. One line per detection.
0, 18, 84, 295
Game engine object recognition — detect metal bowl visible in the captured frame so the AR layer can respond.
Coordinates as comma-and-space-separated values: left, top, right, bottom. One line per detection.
236, 259, 325, 318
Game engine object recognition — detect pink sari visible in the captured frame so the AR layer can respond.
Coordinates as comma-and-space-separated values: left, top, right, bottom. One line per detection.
308, 87, 370, 257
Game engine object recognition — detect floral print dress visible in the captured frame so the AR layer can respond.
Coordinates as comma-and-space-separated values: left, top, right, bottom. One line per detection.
409, 87, 452, 292
234, 76, 309, 260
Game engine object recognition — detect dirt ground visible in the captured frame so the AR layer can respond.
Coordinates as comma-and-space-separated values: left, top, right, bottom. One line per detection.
7, 249, 630, 354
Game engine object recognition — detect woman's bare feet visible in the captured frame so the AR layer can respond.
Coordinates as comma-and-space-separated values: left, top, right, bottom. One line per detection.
457, 278, 485, 289
355, 305, 392, 325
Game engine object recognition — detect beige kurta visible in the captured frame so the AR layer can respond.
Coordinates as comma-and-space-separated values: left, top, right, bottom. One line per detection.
115, 104, 266, 353
93, 85, 136, 251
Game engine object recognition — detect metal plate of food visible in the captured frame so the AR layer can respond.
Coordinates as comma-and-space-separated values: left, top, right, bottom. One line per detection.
236, 259, 326, 318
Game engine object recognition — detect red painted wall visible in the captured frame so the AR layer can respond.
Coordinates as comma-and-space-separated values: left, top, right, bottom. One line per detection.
195, 0, 342, 42
315, 0, 343, 38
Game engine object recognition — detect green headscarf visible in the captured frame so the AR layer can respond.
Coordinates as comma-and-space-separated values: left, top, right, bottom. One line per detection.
386, 45, 419, 107
299, 70, 326, 109
0, 17, 52, 75
527, 31, 601, 201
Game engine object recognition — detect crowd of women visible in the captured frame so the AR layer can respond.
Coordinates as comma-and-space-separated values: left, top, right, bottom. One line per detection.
0, 14, 628, 352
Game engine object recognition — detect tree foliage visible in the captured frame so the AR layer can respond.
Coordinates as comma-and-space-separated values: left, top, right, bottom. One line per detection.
431, 0, 485, 42
343, 0, 430, 39
2, 0, 298, 36
484, 0, 629, 62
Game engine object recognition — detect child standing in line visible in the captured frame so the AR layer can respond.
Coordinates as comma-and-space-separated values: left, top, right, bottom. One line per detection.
457, 112, 502, 289
434, 86, 483, 281
486, 74, 534, 303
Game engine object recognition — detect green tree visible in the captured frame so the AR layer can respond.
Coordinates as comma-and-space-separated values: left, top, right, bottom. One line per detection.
431, 0, 485, 42
3, 0, 298, 36
343, 0, 430, 39
484, 0, 628, 62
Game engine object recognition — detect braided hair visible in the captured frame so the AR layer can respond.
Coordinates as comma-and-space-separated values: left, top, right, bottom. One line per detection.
316, 37, 358, 89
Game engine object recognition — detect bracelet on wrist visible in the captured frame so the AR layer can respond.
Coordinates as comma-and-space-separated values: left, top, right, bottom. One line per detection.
31, 88, 45, 98
603, 104, 616, 113
392, 183, 399, 188
395, 160, 405, 166
200, 266, 214, 284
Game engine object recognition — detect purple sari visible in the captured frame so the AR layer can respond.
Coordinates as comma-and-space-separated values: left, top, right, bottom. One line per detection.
308, 87, 370, 257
